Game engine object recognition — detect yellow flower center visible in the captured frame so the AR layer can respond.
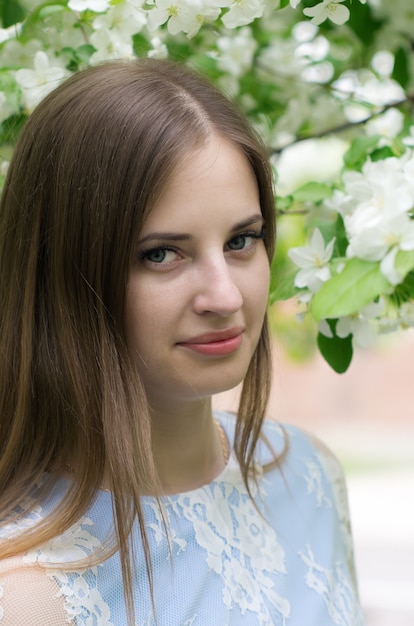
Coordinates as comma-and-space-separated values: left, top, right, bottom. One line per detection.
168, 4, 179, 18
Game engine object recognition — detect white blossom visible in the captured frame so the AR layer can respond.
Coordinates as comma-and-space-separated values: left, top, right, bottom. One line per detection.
90, 28, 134, 64
347, 214, 414, 284
288, 229, 335, 293
326, 154, 414, 285
92, 2, 147, 37
259, 38, 308, 79
365, 107, 404, 141
371, 50, 394, 77
217, 27, 257, 77
0, 27, 15, 44
303, 0, 350, 26
292, 21, 318, 42
0, 39, 43, 68
328, 157, 413, 230
336, 301, 384, 348
401, 152, 414, 196
275, 137, 348, 196
1, 22, 22, 41
30, 10, 85, 52
318, 319, 333, 338
296, 35, 329, 62
221, 0, 265, 28
147, 0, 221, 37
399, 302, 414, 328
89, 1, 146, 63
15, 51, 69, 112
402, 127, 414, 148
68, 0, 110, 11
379, 247, 401, 285
332, 70, 405, 123
301, 61, 334, 84
0, 160, 9, 176
0, 91, 16, 124
148, 36, 168, 58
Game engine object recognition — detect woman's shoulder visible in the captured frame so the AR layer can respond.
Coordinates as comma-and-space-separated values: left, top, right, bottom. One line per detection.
260, 419, 356, 564
216, 411, 350, 527
215, 409, 345, 475
262, 417, 344, 469
259, 419, 349, 509
0, 556, 71, 625
0, 485, 112, 625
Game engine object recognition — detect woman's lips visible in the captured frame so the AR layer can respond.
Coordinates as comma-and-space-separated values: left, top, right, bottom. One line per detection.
177, 328, 244, 356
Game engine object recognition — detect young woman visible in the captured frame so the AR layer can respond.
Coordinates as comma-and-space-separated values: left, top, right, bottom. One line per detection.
0, 59, 364, 625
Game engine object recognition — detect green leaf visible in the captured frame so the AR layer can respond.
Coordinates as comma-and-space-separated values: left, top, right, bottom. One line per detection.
345, 0, 383, 46
292, 182, 332, 203
395, 249, 414, 277
318, 327, 353, 374
76, 44, 95, 64
269, 265, 298, 302
370, 146, 395, 161
343, 135, 380, 170
392, 47, 410, 90
132, 33, 151, 57
0, 0, 25, 27
0, 113, 26, 144
311, 258, 391, 321
317, 320, 353, 374
61, 45, 95, 71
276, 195, 293, 211
189, 54, 221, 81
391, 271, 414, 306
38, 3, 65, 18
19, 0, 67, 42
334, 215, 348, 257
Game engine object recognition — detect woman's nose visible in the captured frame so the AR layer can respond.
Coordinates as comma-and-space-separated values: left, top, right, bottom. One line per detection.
192, 258, 243, 316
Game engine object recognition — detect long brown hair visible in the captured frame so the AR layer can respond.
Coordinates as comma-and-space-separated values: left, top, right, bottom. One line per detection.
0, 58, 276, 622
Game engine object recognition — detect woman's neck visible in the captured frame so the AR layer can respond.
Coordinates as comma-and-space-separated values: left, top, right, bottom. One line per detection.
149, 398, 228, 494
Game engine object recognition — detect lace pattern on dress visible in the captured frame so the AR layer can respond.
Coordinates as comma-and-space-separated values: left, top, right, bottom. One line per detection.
299, 546, 365, 626
21, 516, 113, 626
150, 455, 291, 626
297, 435, 365, 626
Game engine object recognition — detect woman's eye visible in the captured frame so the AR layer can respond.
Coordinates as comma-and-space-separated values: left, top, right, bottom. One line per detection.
227, 232, 260, 251
143, 247, 178, 265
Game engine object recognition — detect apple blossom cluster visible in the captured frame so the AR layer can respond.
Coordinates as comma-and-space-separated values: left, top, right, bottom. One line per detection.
286, 107, 414, 370
327, 153, 414, 286
0, 0, 366, 124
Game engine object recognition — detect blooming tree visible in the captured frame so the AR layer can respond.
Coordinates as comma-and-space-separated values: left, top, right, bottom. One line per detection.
1, 0, 414, 371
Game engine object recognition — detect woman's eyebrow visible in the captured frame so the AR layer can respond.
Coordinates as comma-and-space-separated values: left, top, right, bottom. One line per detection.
230, 214, 264, 232
137, 232, 192, 245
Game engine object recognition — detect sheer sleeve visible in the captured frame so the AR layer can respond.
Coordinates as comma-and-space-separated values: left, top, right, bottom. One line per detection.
0, 556, 73, 625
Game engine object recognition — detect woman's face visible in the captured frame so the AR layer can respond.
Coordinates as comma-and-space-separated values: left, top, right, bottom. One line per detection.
125, 136, 270, 407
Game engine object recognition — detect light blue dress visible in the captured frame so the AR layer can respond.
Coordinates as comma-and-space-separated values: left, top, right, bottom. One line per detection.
0, 412, 365, 625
